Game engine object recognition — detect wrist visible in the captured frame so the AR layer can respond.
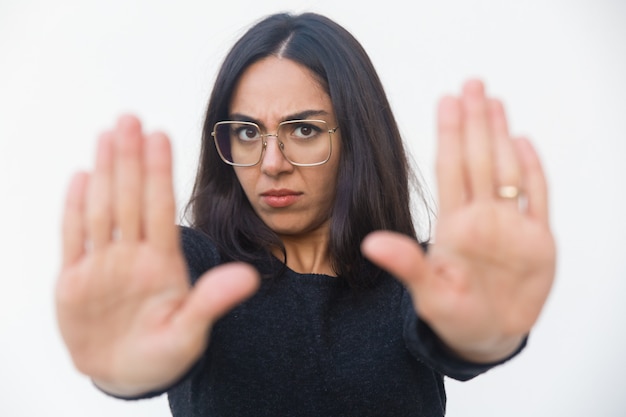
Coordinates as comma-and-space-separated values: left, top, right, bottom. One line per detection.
92, 378, 167, 399
441, 334, 526, 364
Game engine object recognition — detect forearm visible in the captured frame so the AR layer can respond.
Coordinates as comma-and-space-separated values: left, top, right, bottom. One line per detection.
403, 309, 528, 382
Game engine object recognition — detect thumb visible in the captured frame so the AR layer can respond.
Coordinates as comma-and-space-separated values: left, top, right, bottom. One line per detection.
361, 231, 429, 289
176, 263, 260, 335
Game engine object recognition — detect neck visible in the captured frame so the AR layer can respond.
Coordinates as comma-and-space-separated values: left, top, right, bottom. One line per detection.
273, 227, 335, 276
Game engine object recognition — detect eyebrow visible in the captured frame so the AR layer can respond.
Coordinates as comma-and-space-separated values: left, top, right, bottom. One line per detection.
228, 110, 331, 128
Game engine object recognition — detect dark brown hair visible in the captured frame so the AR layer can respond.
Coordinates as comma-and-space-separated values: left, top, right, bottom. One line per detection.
187, 12, 430, 287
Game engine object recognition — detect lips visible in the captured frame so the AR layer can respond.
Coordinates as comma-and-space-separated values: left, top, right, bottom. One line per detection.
260, 189, 302, 208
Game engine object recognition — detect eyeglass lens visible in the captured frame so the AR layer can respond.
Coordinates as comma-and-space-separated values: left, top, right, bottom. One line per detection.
214, 120, 331, 166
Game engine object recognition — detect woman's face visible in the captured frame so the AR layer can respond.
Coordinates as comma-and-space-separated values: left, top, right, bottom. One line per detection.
229, 56, 341, 239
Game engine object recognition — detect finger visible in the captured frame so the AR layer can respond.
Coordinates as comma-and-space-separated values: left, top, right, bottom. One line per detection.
513, 138, 550, 223
144, 132, 178, 252
462, 80, 494, 200
62, 172, 89, 268
86, 132, 114, 250
175, 263, 260, 334
489, 99, 522, 208
114, 115, 145, 242
361, 231, 429, 290
436, 96, 465, 214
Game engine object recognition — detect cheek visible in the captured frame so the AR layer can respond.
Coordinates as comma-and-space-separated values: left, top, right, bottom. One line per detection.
317, 163, 341, 204
233, 169, 256, 200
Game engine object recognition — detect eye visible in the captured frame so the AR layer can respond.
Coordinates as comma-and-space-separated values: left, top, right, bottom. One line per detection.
234, 125, 260, 141
291, 123, 321, 139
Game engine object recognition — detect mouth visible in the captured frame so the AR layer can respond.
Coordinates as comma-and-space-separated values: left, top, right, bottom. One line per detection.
260, 189, 303, 208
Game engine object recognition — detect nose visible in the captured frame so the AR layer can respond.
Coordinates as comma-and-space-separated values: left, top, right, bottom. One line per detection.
260, 135, 293, 176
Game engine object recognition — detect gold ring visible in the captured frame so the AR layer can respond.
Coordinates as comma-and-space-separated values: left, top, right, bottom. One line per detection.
497, 185, 521, 199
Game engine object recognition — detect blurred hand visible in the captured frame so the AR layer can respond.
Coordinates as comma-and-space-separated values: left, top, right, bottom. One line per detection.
363, 80, 556, 362
56, 115, 259, 396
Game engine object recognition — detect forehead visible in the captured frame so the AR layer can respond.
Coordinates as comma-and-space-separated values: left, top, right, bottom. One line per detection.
229, 57, 334, 123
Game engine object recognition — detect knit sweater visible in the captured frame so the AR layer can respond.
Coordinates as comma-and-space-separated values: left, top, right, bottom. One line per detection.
131, 226, 524, 416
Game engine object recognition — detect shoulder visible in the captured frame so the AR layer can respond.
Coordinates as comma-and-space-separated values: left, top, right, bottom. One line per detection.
179, 226, 223, 284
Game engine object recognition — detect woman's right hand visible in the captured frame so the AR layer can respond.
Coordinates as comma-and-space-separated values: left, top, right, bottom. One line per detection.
56, 115, 259, 397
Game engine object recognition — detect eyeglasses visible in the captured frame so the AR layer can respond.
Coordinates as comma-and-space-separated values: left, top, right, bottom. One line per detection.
212, 119, 338, 167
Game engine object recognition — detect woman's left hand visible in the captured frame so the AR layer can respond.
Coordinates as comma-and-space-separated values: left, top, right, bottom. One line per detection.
362, 79, 556, 363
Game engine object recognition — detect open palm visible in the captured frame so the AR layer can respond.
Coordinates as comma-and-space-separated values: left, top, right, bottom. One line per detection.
363, 80, 556, 362
56, 116, 258, 396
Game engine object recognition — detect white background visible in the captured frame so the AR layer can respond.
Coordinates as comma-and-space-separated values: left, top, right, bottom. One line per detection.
1, 0, 625, 416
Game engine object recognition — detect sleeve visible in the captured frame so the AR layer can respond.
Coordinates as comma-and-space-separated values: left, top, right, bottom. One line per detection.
95, 226, 222, 400
401, 290, 527, 382
179, 225, 223, 284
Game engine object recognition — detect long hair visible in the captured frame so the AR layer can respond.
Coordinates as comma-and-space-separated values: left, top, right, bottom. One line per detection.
186, 12, 429, 287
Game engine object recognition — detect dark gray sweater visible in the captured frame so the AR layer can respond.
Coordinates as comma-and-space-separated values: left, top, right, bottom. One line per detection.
130, 227, 524, 416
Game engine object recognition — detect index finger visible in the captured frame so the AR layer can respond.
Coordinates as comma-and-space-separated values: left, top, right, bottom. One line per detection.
143, 131, 179, 252
437, 96, 466, 215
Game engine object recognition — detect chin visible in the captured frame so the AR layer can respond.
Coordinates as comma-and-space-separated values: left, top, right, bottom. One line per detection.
264, 217, 329, 238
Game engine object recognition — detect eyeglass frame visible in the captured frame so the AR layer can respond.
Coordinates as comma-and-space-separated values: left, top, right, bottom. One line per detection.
211, 119, 339, 167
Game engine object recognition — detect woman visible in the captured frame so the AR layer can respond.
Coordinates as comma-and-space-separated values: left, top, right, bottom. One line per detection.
56, 12, 556, 417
